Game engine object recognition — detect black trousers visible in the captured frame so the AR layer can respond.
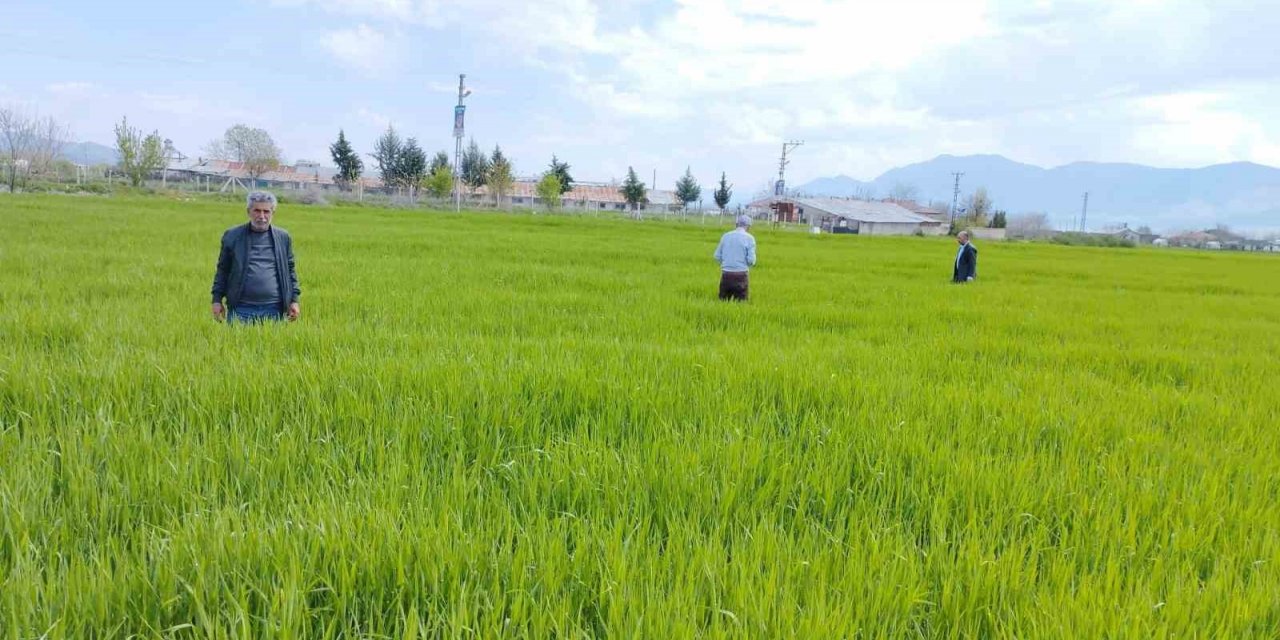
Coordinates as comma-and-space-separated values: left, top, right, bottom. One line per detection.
719, 271, 749, 301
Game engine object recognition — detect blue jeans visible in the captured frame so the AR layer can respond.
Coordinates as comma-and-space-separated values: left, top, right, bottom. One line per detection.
229, 303, 284, 324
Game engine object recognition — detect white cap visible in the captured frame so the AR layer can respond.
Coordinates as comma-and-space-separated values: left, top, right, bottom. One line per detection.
736, 214, 753, 227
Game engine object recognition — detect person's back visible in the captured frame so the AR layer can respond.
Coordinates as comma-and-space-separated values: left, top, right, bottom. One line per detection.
714, 215, 757, 300
715, 227, 756, 272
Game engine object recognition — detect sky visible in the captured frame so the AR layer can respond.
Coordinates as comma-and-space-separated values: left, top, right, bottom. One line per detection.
4, 0, 1280, 201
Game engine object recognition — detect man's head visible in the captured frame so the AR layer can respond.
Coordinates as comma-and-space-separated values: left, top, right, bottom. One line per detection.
246, 191, 278, 232
736, 214, 753, 229
956, 230, 970, 245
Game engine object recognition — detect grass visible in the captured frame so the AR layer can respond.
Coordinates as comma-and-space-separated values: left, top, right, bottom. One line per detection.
1, 193, 1279, 638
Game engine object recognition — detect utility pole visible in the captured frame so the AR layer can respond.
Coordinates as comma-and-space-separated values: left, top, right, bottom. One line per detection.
452, 74, 470, 213
949, 172, 965, 224
653, 168, 657, 216
1080, 192, 1089, 232
776, 140, 804, 197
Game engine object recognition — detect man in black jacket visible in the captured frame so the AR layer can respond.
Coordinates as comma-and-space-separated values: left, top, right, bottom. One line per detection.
953, 230, 977, 283
211, 191, 301, 323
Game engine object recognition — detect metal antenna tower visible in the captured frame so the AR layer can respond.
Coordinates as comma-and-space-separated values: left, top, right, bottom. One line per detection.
776, 140, 804, 196
452, 73, 471, 212
950, 172, 965, 223
1081, 192, 1089, 231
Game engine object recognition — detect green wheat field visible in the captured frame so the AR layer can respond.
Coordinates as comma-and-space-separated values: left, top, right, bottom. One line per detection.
2, 194, 1279, 638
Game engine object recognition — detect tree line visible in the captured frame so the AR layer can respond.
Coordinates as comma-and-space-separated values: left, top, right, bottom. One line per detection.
337, 126, 736, 213
6, 106, 738, 213
110, 117, 286, 188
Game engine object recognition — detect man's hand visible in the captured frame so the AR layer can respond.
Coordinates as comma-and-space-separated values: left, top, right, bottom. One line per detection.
212, 302, 226, 322
287, 302, 301, 321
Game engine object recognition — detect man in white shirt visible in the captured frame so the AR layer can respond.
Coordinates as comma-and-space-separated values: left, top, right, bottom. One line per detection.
714, 215, 758, 300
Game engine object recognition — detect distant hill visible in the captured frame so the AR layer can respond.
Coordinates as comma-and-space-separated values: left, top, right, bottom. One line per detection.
794, 154, 1280, 233
60, 141, 119, 166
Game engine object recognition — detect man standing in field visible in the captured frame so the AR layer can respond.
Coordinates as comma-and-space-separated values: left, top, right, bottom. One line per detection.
714, 214, 757, 301
211, 191, 301, 323
953, 230, 978, 283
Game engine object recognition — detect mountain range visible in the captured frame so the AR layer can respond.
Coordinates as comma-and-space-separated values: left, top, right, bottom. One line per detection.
794, 154, 1280, 233
60, 141, 119, 166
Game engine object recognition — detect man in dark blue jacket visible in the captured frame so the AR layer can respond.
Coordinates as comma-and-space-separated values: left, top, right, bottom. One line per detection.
952, 230, 978, 283
211, 191, 301, 323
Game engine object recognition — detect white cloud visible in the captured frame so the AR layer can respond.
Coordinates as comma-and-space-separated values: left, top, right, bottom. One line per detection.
138, 93, 205, 116
275, 0, 1280, 181
281, 0, 603, 53
357, 106, 392, 129
272, 0, 993, 109
1132, 91, 1280, 167
45, 82, 97, 96
321, 24, 395, 74
602, 0, 992, 95
271, 0, 416, 20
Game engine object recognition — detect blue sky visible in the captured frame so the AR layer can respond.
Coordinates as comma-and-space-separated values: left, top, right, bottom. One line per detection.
5, 0, 1280, 201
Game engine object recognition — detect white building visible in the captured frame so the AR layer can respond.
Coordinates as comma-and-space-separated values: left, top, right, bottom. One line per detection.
495, 180, 679, 213
750, 197, 946, 236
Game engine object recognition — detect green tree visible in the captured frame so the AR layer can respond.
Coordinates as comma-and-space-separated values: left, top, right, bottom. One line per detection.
674, 166, 700, 212
396, 138, 427, 191
114, 116, 165, 188
536, 173, 562, 209
547, 155, 573, 195
430, 150, 451, 174
370, 125, 402, 188
488, 145, 514, 208
621, 166, 647, 217
460, 138, 489, 194
713, 171, 733, 212
422, 165, 453, 198
329, 129, 363, 191
990, 210, 1008, 229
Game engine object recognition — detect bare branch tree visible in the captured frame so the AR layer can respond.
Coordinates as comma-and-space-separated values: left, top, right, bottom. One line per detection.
1007, 212, 1053, 239
889, 182, 918, 203
28, 119, 71, 183
0, 106, 71, 191
0, 106, 36, 192
206, 124, 282, 186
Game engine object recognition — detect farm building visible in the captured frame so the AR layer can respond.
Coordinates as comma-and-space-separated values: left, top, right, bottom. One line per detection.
1092, 225, 1161, 245
163, 157, 381, 192
749, 197, 946, 236
492, 180, 679, 213
894, 200, 950, 223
